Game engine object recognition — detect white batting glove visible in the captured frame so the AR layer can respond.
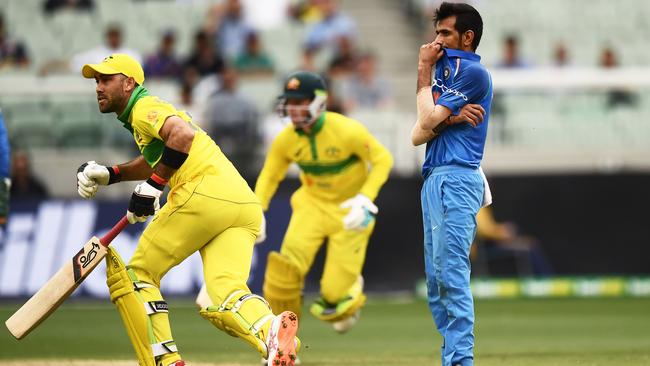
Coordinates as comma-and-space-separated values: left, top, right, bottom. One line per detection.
255, 214, 267, 244
127, 179, 163, 224
77, 161, 119, 199
340, 194, 378, 231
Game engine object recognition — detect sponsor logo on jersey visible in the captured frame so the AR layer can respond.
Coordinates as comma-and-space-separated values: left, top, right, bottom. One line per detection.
325, 146, 341, 158
147, 110, 159, 123
432, 78, 469, 101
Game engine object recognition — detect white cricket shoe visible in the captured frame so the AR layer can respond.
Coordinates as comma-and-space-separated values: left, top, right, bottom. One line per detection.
332, 309, 361, 334
266, 311, 299, 366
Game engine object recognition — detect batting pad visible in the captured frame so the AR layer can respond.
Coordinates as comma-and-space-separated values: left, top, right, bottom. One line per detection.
263, 251, 304, 319
105, 247, 181, 366
200, 289, 274, 358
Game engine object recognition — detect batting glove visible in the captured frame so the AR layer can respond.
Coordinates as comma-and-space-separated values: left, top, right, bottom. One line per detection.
77, 161, 120, 199
127, 178, 164, 224
255, 214, 267, 244
340, 194, 378, 231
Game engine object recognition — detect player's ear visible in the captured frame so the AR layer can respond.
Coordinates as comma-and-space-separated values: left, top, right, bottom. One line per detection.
463, 30, 475, 49
124, 77, 136, 92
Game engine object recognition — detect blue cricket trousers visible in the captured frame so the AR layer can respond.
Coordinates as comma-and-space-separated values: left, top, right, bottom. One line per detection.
421, 165, 484, 366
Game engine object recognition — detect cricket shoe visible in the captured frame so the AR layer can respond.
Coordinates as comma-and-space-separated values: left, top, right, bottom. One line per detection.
261, 337, 301, 365
332, 309, 361, 334
261, 355, 301, 365
266, 311, 299, 366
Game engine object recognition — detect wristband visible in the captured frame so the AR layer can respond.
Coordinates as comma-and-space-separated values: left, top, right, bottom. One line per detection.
146, 173, 168, 190
160, 146, 189, 169
107, 165, 122, 185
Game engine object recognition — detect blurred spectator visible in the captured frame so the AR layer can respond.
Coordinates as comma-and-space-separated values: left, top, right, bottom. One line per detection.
343, 52, 393, 111
143, 30, 182, 79
492, 34, 529, 142
0, 13, 30, 68
234, 32, 274, 75
327, 36, 357, 77
302, 0, 358, 70
203, 67, 261, 176
289, 0, 323, 23
183, 30, 225, 78
496, 35, 529, 68
10, 151, 49, 201
600, 46, 638, 108
473, 206, 553, 276
0, 111, 9, 226
67, 24, 142, 74
175, 82, 204, 129
43, 0, 94, 15
552, 42, 571, 67
190, 52, 226, 107
205, 0, 254, 61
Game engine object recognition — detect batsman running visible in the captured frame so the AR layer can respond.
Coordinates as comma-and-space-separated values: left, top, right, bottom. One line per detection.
256, 71, 393, 333
76, 53, 299, 366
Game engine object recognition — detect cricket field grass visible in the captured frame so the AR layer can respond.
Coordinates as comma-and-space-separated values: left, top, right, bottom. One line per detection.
1, 297, 649, 365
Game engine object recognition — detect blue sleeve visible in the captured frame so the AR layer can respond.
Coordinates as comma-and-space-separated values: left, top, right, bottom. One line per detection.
436, 64, 490, 115
0, 113, 9, 178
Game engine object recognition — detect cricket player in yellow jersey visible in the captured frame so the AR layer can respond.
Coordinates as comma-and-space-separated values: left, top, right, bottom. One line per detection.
75, 54, 299, 366
256, 71, 393, 333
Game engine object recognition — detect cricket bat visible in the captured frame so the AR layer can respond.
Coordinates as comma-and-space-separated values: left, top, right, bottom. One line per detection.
5, 216, 129, 339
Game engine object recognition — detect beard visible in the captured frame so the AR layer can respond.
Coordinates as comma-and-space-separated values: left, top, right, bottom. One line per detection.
97, 95, 122, 114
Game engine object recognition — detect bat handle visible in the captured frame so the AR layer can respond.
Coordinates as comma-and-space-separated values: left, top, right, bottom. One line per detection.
99, 216, 130, 247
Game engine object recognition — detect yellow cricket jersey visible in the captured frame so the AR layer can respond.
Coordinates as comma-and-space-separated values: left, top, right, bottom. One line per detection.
255, 111, 393, 210
117, 86, 244, 190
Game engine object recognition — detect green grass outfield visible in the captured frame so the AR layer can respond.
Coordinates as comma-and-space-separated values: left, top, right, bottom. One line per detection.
1, 297, 649, 365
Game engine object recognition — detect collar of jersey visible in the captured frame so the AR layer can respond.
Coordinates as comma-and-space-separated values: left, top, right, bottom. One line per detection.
445, 48, 481, 62
117, 85, 149, 125
295, 112, 325, 136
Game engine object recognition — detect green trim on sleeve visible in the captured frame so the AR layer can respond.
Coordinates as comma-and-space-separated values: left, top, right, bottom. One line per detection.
142, 139, 165, 167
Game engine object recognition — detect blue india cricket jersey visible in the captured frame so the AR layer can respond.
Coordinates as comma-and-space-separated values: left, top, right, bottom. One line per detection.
421, 48, 493, 177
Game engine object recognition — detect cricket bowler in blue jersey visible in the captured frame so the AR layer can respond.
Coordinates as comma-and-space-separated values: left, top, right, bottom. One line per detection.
411, 3, 493, 366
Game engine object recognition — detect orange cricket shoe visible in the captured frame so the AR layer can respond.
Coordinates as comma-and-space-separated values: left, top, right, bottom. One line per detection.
266, 311, 299, 366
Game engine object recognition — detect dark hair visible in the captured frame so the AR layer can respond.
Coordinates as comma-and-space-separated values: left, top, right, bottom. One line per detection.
434, 2, 483, 51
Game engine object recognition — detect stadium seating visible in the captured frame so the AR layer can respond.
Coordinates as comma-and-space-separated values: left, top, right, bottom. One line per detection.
409, 0, 650, 66
1, 0, 649, 196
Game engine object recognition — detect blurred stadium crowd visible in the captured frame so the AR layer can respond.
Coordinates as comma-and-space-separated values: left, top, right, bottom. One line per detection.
0, 0, 649, 199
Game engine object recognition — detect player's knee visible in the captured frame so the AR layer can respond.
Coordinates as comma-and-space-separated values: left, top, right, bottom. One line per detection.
127, 266, 161, 289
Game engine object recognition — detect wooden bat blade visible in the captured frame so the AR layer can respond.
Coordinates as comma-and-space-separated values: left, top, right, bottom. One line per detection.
5, 236, 107, 339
